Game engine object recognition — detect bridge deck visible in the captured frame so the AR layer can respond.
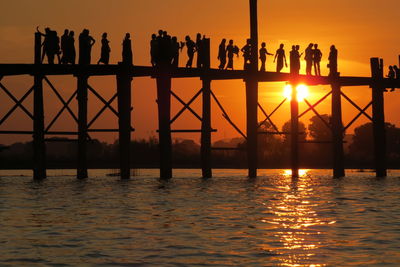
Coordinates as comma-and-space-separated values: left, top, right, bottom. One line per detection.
0, 64, 399, 88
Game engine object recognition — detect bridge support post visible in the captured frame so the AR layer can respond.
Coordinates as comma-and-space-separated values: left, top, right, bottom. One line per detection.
77, 75, 88, 179
370, 58, 387, 177
201, 38, 212, 178
331, 77, 345, 177
246, 0, 259, 178
156, 70, 172, 179
33, 32, 46, 180
290, 85, 299, 178
117, 63, 132, 179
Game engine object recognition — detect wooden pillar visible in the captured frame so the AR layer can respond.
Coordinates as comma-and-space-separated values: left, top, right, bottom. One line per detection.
290, 85, 299, 178
246, 0, 259, 178
77, 75, 88, 179
201, 38, 212, 178
33, 32, 46, 180
331, 77, 345, 177
370, 58, 387, 177
117, 63, 132, 179
156, 69, 172, 179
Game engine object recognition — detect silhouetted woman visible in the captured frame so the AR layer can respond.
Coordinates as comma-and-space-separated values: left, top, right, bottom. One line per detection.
225, 40, 238, 70
79, 29, 95, 65
150, 33, 158, 66
313, 44, 322, 76
97, 32, 110, 65
218, 39, 227, 70
122, 33, 133, 65
259, 42, 273, 72
328, 45, 338, 76
185, 35, 196, 68
274, 43, 287, 73
67, 31, 76, 64
305, 43, 314, 75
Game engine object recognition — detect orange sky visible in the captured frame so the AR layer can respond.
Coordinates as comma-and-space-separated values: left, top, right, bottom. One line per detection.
0, 0, 399, 145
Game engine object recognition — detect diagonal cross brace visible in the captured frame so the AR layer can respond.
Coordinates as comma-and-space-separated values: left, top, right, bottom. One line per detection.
44, 76, 79, 125
257, 98, 286, 134
0, 85, 34, 125
210, 89, 246, 139
299, 91, 332, 118
343, 101, 373, 132
170, 88, 203, 124
87, 84, 119, 117
87, 92, 118, 129
0, 82, 33, 120
341, 91, 373, 121
257, 103, 281, 134
45, 90, 77, 132
304, 98, 332, 130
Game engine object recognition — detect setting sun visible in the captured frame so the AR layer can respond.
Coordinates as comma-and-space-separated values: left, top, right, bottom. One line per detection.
283, 84, 309, 101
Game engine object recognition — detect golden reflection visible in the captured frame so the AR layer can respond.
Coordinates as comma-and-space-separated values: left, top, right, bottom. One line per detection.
259, 171, 336, 267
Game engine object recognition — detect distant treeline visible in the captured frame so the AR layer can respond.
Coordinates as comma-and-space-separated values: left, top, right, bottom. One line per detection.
1, 115, 400, 169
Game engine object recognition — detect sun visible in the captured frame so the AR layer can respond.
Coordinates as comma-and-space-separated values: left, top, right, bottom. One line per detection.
283, 84, 309, 102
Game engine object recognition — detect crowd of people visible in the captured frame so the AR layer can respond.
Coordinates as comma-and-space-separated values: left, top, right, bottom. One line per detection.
37, 27, 132, 65
36, 27, 398, 86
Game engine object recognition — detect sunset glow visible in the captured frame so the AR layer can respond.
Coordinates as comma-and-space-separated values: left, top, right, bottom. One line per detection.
283, 84, 309, 102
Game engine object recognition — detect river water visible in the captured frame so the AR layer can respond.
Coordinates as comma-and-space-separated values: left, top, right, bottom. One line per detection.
1, 169, 400, 266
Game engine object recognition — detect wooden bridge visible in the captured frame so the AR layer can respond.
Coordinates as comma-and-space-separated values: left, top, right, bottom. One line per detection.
0, 0, 399, 179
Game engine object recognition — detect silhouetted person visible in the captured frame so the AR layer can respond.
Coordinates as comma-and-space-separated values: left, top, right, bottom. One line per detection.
394, 65, 400, 80
67, 31, 76, 64
313, 44, 322, 76
150, 33, 158, 66
37, 27, 60, 64
274, 43, 287, 73
122, 33, 133, 65
218, 39, 227, 70
185, 35, 196, 68
79, 29, 95, 65
60, 29, 69, 64
196, 33, 203, 68
328, 45, 338, 76
241, 38, 252, 69
226, 39, 238, 70
305, 43, 314, 75
289, 45, 296, 74
171, 36, 182, 68
387, 65, 395, 91
294, 45, 302, 74
97, 32, 110, 65
259, 42, 273, 72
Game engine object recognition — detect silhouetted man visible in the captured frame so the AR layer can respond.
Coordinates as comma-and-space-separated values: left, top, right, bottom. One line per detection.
305, 43, 314, 75
37, 27, 59, 64
294, 45, 302, 74
274, 43, 287, 73
328, 45, 338, 76
241, 38, 252, 69
196, 33, 203, 68
60, 29, 69, 64
218, 39, 227, 70
97, 32, 110, 65
171, 36, 181, 68
313, 44, 322, 76
259, 42, 273, 72
122, 33, 133, 65
185, 35, 196, 68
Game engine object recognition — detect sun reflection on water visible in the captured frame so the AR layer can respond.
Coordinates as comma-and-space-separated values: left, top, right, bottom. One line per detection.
259, 169, 336, 266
